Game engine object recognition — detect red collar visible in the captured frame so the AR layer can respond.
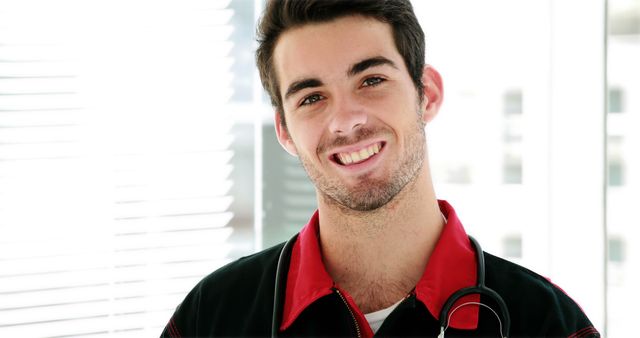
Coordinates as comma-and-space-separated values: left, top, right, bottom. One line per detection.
280, 200, 479, 334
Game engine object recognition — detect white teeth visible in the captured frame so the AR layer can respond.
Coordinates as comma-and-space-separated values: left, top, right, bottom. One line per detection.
351, 152, 362, 162
336, 142, 382, 165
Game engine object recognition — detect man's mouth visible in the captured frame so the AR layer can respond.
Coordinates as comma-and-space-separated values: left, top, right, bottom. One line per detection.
332, 142, 384, 166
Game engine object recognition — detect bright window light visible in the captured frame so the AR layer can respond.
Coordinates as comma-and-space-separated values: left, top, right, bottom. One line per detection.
0, 0, 235, 336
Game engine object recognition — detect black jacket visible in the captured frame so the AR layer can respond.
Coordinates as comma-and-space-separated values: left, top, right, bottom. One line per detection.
161, 240, 599, 337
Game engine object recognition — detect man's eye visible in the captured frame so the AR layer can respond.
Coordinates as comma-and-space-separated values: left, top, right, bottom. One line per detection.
300, 94, 323, 106
362, 77, 385, 87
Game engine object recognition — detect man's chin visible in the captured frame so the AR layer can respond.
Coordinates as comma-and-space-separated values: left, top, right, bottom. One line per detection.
342, 200, 388, 212
325, 185, 398, 212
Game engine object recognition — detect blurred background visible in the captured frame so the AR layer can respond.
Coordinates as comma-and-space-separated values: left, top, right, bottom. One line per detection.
0, 0, 637, 336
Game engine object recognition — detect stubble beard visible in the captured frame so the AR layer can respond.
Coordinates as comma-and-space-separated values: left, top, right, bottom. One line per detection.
297, 114, 427, 212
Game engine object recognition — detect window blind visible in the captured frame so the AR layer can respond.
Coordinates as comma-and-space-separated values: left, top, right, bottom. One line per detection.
0, 0, 235, 336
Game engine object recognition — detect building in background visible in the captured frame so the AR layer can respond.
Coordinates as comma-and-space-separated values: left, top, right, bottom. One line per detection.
606, 0, 639, 335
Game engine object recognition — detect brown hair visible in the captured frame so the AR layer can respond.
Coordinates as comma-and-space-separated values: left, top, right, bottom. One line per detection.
256, 0, 426, 128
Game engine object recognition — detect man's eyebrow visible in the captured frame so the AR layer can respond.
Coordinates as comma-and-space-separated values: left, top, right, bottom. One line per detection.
284, 78, 324, 101
282, 57, 395, 101
347, 56, 398, 77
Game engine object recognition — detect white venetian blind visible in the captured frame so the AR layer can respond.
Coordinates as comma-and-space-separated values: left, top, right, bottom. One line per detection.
0, 0, 235, 336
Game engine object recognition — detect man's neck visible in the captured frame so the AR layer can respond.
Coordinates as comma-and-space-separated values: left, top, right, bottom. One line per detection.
316, 167, 444, 313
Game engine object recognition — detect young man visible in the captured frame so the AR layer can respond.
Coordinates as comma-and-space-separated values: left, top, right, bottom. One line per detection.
161, 1, 599, 337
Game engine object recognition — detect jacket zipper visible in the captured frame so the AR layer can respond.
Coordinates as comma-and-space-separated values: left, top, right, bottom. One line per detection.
334, 288, 362, 338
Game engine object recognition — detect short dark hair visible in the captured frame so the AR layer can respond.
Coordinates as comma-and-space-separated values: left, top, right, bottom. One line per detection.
256, 0, 426, 128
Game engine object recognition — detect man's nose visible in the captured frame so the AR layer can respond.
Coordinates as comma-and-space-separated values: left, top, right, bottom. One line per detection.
327, 94, 368, 134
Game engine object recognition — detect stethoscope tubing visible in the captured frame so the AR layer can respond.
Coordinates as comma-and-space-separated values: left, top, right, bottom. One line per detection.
272, 233, 298, 337
271, 234, 510, 337
438, 236, 510, 338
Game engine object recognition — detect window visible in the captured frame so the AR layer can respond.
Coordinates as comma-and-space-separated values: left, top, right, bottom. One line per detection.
504, 90, 523, 116
502, 154, 523, 185
608, 87, 625, 113
503, 235, 523, 259
0, 0, 237, 336
607, 0, 639, 336
608, 237, 626, 263
501, 90, 523, 184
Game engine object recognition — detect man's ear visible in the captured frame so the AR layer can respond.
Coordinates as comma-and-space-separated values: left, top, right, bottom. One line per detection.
274, 111, 298, 156
420, 65, 444, 124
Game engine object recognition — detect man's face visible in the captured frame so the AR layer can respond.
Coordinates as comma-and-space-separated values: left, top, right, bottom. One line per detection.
273, 15, 437, 211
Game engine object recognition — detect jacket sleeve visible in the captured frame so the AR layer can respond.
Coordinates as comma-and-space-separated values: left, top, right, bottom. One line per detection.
567, 326, 600, 338
158, 242, 286, 337
160, 317, 182, 338
483, 253, 601, 337
544, 278, 600, 337
160, 283, 203, 338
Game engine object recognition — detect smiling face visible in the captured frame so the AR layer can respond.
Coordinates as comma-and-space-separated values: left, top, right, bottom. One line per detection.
273, 15, 442, 211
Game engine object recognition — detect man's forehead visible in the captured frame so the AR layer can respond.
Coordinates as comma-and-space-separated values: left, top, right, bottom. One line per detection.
272, 16, 399, 90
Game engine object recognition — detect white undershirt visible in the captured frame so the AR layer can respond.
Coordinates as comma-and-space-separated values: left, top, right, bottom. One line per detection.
364, 298, 404, 333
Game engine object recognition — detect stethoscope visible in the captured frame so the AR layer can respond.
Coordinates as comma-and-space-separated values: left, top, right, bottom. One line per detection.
271, 234, 510, 337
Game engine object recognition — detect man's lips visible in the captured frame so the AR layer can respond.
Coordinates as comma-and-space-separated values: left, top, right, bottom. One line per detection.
330, 141, 385, 166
